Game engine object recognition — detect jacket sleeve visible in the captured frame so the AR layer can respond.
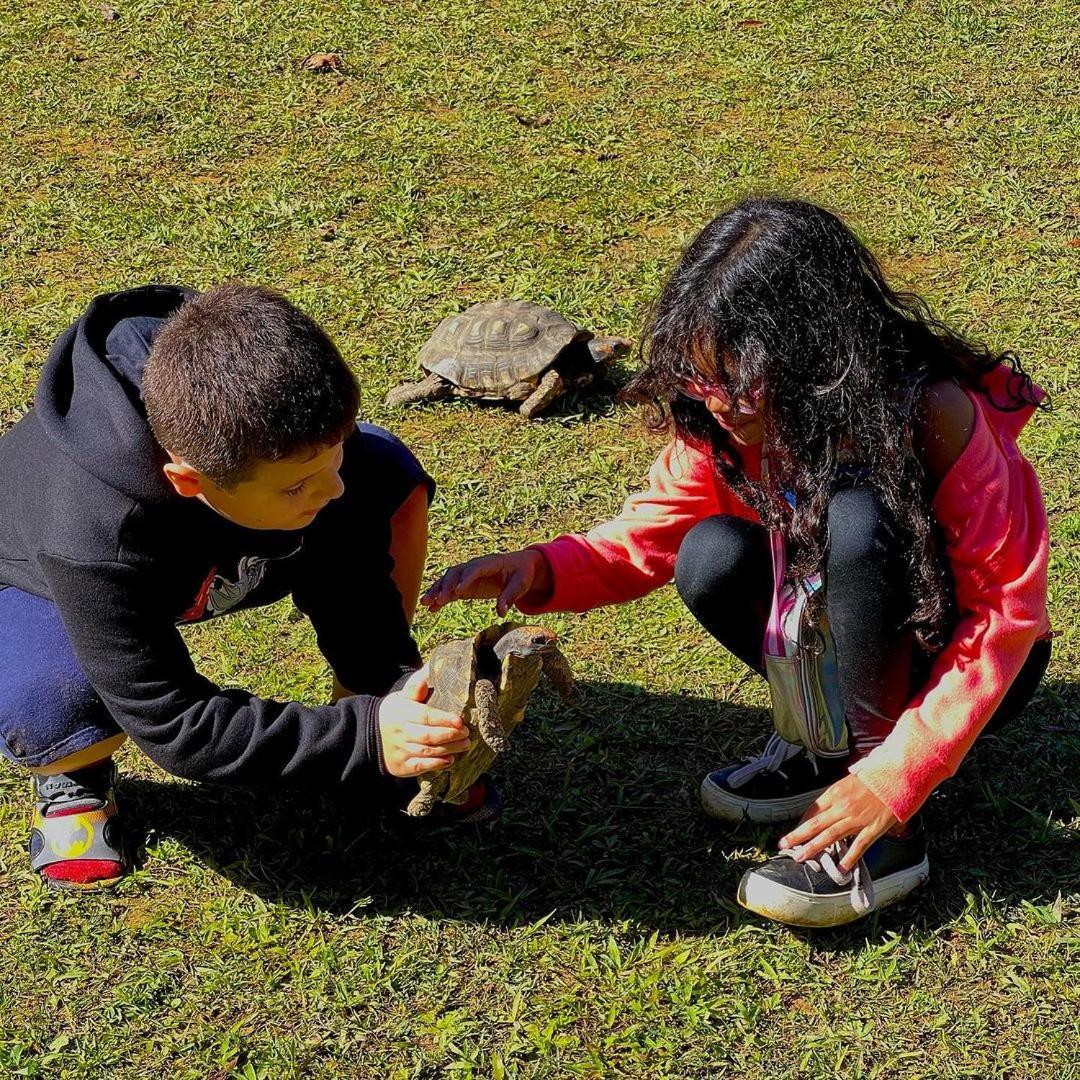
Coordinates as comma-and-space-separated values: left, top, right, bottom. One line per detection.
41, 553, 384, 788
518, 438, 748, 614
849, 406, 1050, 822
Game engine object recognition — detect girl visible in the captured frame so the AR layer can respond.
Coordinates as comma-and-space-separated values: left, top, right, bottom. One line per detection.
422, 198, 1052, 927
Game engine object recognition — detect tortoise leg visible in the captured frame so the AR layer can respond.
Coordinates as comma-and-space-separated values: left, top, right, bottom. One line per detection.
385, 373, 453, 408
475, 678, 508, 753
406, 779, 439, 817
543, 649, 577, 700
519, 369, 565, 419
503, 381, 535, 402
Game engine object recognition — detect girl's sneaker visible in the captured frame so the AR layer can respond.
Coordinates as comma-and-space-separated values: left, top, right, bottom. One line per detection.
29, 760, 128, 891
700, 732, 849, 824
736, 819, 930, 927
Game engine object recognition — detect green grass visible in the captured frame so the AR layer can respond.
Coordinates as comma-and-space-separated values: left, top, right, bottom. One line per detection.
1, 0, 1078, 1075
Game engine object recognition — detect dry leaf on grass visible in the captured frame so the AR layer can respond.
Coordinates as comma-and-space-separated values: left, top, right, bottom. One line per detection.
303, 52, 344, 73
514, 110, 553, 128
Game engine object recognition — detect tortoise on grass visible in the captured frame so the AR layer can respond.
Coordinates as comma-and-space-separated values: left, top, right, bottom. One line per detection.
386, 300, 632, 419
406, 622, 576, 817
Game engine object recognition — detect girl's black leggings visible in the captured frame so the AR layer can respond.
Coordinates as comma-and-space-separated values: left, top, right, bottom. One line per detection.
673, 484, 1051, 758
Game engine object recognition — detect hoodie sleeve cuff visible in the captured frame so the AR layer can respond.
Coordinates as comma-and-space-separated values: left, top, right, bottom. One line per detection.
389, 667, 418, 693
356, 694, 390, 777
342, 661, 422, 781
370, 666, 422, 776
847, 731, 953, 823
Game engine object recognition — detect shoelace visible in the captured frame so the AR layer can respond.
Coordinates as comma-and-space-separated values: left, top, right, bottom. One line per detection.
777, 839, 875, 914
725, 731, 806, 790
34, 762, 114, 812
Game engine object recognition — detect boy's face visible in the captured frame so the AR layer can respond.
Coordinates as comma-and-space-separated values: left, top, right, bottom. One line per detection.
164, 441, 346, 530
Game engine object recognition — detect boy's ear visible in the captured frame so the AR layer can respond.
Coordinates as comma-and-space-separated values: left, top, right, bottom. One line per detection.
162, 456, 204, 499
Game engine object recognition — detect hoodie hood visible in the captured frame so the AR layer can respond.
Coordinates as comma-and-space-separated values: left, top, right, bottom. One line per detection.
34, 285, 195, 503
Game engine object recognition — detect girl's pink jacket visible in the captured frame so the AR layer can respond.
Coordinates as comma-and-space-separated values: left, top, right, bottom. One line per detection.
519, 367, 1051, 822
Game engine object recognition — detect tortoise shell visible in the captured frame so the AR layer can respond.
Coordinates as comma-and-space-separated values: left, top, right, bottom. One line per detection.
425, 623, 509, 717
418, 623, 551, 807
426, 633, 482, 716
418, 300, 592, 392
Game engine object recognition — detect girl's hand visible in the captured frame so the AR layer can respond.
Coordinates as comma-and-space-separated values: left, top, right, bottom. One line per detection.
421, 549, 553, 617
377, 665, 472, 778
778, 773, 898, 871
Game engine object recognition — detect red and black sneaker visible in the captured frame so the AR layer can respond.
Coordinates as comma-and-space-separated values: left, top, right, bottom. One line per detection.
431, 777, 504, 825
29, 760, 128, 891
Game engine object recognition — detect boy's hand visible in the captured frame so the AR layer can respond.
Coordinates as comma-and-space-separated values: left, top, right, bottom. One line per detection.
421, 549, 553, 616
377, 665, 471, 778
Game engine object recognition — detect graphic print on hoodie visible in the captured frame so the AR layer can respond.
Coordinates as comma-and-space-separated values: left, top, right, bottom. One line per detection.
0, 286, 428, 788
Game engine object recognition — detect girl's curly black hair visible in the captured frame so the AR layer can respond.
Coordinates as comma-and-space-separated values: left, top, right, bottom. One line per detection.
623, 197, 1044, 651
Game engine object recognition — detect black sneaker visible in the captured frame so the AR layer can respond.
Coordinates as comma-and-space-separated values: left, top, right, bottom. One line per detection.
737, 818, 930, 927
699, 733, 849, 824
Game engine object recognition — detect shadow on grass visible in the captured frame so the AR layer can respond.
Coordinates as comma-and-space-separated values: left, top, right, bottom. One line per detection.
387, 367, 632, 426
119, 678, 1079, 942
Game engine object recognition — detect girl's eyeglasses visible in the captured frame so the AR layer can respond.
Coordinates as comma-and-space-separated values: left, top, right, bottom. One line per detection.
678, 378, 760, 415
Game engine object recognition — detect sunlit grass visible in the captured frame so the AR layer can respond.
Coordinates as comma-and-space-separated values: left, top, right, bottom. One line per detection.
1, 0, 1077, 1075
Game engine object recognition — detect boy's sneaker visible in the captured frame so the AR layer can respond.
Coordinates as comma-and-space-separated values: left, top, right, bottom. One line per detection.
700, 732, 849, 824
432, 778, 503, 825
29, 760, 128, 891
737, 818, 930, 928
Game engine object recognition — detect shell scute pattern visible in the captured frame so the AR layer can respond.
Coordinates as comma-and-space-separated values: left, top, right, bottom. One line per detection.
419, 300, 582, 390
426, 639, 477, 716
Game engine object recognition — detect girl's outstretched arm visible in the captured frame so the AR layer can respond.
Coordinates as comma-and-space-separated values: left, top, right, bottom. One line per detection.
422, 548, 553, 617
424, 438, 756, 616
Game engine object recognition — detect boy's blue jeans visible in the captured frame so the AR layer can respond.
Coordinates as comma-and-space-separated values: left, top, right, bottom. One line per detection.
0, 586, 120, 767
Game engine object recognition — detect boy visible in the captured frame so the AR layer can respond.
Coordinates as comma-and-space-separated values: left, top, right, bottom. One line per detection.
0, 282, 484, 892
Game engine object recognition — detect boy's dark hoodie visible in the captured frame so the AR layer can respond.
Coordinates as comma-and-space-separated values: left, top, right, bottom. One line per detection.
0, 285, 424, 787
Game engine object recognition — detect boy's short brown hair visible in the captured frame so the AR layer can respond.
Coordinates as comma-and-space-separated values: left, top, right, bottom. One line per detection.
143, 283, 360, 487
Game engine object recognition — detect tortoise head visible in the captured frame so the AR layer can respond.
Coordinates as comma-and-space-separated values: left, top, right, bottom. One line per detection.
491, 625, 559, 661
586, 336, 633, 363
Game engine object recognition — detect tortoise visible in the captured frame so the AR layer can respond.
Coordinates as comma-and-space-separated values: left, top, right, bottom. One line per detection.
385, 300, 632, 419
406, 622, 576, 817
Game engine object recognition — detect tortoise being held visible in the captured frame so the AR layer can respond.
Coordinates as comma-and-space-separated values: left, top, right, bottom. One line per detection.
385, 300, 631, 419
406, 623, 576, 817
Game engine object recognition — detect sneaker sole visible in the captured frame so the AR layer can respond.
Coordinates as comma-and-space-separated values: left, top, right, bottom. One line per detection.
736, 856, 931, 928
699, 776, 826, 824
39, 870, 127, 893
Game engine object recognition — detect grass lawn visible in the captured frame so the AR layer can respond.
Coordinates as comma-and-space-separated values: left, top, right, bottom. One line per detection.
1, 0, 1078, 1075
